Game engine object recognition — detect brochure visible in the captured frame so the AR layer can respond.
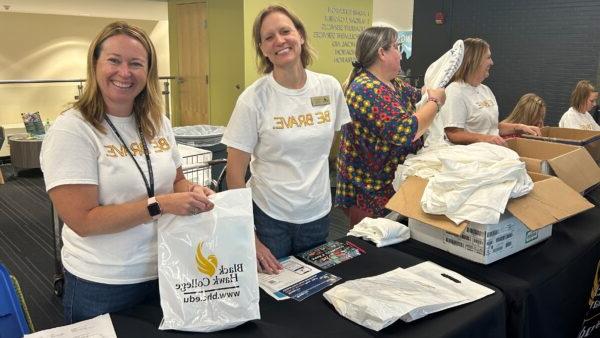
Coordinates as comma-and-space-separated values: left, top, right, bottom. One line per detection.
21, 111, 45, 137
298, 240, 362, 269
259, 256, 340, 301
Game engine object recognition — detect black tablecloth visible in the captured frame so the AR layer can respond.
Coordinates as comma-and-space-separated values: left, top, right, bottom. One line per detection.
392, 207, 600, 338
111, 237, 505, 338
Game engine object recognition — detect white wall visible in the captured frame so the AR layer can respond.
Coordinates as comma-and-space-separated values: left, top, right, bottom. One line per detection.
372, 0, 413, 30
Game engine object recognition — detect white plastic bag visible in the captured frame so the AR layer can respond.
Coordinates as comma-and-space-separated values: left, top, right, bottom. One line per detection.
158, 188, 260, 332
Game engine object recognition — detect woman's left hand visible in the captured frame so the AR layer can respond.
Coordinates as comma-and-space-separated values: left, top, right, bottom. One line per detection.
517, 124, 541, 136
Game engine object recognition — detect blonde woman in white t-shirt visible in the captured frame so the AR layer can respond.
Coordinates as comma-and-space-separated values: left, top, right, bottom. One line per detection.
222, 5, 351, 274
41, 22, 214, 324
559, 80, 600, 130
431, 38, 541, 146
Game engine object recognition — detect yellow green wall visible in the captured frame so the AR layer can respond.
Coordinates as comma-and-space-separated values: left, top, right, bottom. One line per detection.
208, 0, 245, 127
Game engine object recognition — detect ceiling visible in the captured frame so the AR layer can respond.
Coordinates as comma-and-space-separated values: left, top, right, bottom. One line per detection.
0, 0, 168, 21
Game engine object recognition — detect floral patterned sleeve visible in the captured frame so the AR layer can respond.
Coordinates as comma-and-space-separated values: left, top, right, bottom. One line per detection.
347, 74, 419, 147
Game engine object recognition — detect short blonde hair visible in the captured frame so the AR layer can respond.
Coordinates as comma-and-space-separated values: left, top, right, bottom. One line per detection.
452, 38, 490, 83
503, 93, 546, 127
252, 5, 315, 74
570, 80, 596, 112
74, 21, 163, 138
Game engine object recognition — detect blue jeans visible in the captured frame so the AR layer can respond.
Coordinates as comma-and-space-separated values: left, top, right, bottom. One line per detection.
253, 204, 330, 258
63, 269, 159, 324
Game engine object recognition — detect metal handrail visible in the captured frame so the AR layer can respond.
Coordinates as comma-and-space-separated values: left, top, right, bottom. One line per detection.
0, 76, 179, 119
0, 76, 177, 85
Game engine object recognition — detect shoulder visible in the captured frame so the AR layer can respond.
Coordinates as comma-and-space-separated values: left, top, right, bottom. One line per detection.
237, 75, 271, 106
52, 108, 90, 130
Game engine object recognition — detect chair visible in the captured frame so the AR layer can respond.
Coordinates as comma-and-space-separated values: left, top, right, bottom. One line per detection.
0, 263, 35, 336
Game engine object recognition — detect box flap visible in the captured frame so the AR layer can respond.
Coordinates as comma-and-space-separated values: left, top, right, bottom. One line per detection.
547, 147, 600, 193
385, 176, 467, 235
507, 176, 594, 230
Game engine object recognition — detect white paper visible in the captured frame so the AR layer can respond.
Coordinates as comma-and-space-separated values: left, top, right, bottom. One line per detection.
24, 314, 117, 338
258, 256, 319, 296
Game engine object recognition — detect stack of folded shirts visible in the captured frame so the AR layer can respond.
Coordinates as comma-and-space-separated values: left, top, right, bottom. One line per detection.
347, 217, 410, 247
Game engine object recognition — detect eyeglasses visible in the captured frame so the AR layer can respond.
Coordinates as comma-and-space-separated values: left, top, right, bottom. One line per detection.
390, 43, 402, 53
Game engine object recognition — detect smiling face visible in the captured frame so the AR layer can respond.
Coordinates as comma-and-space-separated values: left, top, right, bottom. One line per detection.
95, 34, 148, 116
259, 11, 304, 71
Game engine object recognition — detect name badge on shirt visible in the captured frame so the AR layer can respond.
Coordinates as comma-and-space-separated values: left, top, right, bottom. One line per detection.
311, 96, 330, 106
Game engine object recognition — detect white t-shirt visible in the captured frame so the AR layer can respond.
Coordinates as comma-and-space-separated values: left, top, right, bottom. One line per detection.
40, 108, 181, 284
426, 81, 499, 146
559, 107, 600, 131
222, 70, 350, 223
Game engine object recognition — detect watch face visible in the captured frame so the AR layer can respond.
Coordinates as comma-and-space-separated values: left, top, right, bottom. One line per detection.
148, 202, 161, 217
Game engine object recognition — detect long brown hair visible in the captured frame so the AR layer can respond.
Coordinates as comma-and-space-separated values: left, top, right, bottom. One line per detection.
252, 5, 315, 74
74, 21, 163, 138
451, 38, 490, 83
343, 26, 398, 91
502, 93, 546, 127
570, 80, 596, 112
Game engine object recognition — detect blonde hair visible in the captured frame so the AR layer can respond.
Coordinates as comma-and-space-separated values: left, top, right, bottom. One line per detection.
252, 5, 315, 74
570, 80, 596, 112
342, 26, 398, 91
503, 93, 546, 127
74, 21, 163, 138
451, 38, 490, 83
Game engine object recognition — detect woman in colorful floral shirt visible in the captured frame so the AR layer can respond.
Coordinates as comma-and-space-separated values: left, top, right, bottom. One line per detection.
335, 26, 446, 226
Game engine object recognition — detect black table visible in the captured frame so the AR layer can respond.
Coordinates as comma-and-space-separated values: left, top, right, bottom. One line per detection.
392, 207, 600, 338
111, 237, 506, 338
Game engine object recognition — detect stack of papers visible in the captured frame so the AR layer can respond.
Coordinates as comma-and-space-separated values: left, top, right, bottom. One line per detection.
25, 314, 117, 337
259, 256, 340, 301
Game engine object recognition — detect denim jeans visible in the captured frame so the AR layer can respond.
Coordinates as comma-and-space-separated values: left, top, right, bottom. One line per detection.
63, 269, 159, 324
253, 203, 330, 258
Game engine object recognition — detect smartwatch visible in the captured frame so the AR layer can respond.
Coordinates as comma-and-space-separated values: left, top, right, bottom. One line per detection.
147, 197, 162, 220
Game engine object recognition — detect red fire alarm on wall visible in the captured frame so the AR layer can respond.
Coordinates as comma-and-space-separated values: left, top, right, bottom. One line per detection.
435, 11, 445, 25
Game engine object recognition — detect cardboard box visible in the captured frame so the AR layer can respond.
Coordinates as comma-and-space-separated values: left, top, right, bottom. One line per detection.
506, 138, 600, 193
522, 127, 600, 163
386, 173, 593, 264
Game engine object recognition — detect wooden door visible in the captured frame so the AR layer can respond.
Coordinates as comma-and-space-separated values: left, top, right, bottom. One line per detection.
175, 1, 209, 125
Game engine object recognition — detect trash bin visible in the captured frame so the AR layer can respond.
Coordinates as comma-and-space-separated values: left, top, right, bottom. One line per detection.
173, 125, 227, 181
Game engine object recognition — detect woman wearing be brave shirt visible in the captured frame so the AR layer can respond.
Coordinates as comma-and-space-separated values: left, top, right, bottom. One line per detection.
222, 5, 350, 274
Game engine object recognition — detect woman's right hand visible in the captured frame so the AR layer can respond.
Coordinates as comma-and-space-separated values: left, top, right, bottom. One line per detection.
255, 236, 283, 274
157, 191, 214, 216
483, 134, 507, 146
427, 88, 446, 106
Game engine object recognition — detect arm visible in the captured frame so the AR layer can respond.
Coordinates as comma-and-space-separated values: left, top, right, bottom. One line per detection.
445, 127, 506, 146
498, 122, 541, 136
49, 181, 214, 237
226, 147, 251, 189
413, 88, 446, 140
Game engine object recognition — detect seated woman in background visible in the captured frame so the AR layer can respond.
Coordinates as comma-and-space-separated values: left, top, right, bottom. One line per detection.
426, 38, 540, 146
501, 93, 546, 138
335, 26, 445, 226
559, 80, 600, 130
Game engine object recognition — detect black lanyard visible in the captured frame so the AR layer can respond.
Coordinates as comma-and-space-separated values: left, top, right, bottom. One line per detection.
104, 115, 155, 198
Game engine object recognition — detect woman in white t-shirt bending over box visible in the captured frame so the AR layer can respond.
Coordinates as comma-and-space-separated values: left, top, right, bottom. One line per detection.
221, 5, 350, 274
559, 80, 600, 131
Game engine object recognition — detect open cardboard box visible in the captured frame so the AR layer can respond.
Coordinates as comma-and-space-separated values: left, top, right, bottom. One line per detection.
386, 172, 594, 264
506, 138, 600, 193
521, 127, 600, 163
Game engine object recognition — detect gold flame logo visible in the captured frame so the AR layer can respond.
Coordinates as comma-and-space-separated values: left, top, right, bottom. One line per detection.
196, 241, 218, 277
